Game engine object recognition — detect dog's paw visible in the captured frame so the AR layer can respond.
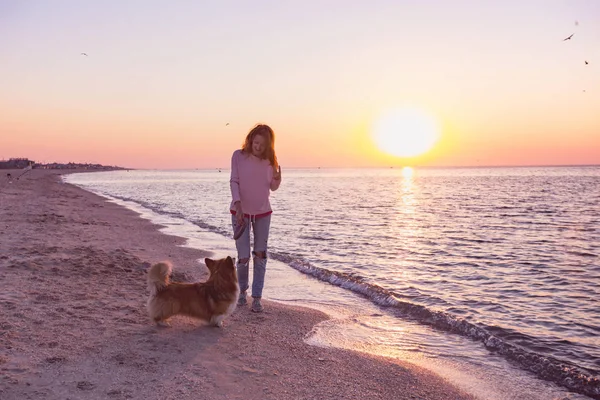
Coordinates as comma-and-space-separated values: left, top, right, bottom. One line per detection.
156, 320, 171, 328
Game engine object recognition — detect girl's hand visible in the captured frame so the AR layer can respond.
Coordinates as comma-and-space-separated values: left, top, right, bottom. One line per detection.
234, 202, 244, 224
273, 165, 282, 181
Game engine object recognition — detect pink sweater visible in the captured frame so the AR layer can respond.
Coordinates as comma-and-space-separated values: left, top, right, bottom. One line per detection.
230, 149, 281, 216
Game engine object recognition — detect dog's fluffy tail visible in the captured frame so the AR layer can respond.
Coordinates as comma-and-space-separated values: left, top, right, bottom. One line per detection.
147, 261, 172, 295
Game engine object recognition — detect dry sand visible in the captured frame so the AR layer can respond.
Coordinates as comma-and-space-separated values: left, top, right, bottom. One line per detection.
0, 169, 476, 400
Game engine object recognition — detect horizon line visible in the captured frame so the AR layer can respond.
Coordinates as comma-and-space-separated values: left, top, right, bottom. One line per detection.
136, 163, 600, 171
2, 159, 599, 170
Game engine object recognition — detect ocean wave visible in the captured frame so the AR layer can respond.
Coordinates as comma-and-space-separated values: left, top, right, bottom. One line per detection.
271, 252, 600, 400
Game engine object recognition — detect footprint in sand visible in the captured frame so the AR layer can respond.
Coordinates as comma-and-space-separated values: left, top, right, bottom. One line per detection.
107, 388, 133, 398
33, 294, 60, 303
45, 356, 66, 364
77, 381, 96, 390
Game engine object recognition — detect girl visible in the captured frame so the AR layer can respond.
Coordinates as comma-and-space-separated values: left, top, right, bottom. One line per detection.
230, 124, 281, 312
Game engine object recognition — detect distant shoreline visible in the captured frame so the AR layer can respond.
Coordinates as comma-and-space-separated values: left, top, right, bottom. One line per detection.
0, 158, 129, 171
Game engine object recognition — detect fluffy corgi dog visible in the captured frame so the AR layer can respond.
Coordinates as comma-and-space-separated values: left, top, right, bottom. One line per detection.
147, 256, 239, 328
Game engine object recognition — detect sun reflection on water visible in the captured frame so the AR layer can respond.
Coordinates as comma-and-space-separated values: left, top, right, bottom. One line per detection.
391, 167, 420, 282
399, 167, 416, 209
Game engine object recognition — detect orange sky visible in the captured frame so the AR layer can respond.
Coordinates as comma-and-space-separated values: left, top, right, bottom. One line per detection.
1, 1, 598, 168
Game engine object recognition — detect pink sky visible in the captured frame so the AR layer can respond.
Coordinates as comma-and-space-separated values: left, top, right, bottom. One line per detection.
1, 1, 599, 168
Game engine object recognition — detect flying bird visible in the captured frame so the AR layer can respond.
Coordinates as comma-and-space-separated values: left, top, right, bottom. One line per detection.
585, 60, 589, 65
80, 53, 88, 56
563, 34, 574, 41
225, 123, 230, 126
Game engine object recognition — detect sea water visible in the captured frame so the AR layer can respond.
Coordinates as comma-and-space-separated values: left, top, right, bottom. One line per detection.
65, 166, 600, 400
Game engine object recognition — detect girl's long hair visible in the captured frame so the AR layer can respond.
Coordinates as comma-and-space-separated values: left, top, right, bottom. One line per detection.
241, 124, 278, 167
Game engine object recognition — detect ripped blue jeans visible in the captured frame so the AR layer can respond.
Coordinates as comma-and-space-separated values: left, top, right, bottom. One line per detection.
231, 213, 271, 298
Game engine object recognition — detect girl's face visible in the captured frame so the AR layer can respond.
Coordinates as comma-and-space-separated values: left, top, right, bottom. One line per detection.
251, 134, 267, 157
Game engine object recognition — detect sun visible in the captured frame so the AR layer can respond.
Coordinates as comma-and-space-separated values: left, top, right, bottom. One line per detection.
371, 107, 440, 158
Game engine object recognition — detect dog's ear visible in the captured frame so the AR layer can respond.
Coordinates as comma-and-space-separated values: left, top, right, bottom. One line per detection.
205, 258, 214, 272
226, 256, 234, 264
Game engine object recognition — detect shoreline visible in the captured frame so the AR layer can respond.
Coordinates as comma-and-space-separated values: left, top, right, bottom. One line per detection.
1, 169, 475, 400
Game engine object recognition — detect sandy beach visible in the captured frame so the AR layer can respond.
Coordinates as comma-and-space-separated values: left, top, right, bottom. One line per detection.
0, 169, 476, 400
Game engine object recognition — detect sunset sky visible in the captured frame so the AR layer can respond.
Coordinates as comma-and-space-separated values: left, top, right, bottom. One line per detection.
1, 0, 599, 169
